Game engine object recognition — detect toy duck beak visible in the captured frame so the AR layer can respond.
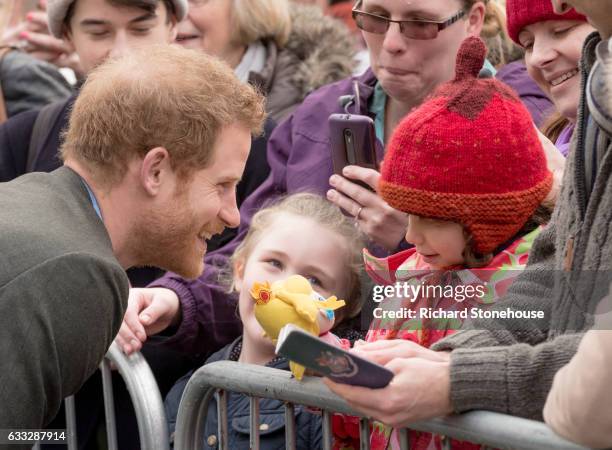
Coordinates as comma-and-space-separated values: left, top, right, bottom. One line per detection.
250, 281, 272, 305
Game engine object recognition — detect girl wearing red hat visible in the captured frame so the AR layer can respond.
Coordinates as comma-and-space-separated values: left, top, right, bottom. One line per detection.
333, 36, 553, 450
506, 0, 593, 156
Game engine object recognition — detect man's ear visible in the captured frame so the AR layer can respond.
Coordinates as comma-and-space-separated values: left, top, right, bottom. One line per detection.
233, 258, 246, 293
140, 147, 173, 196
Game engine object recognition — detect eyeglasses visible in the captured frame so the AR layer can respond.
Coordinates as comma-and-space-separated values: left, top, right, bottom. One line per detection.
351, 2, 466, 40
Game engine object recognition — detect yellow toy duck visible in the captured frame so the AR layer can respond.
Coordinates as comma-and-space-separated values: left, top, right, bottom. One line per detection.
250, 274, 346, 380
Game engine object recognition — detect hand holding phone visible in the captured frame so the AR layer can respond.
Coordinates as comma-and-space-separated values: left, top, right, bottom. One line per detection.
329, 113, 378, 191
276, 324, 394, 389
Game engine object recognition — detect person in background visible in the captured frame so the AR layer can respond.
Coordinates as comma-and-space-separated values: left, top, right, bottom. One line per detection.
174, 0, 355, 251
506, 0, 593, 155
541, 31, 612, 450
0, 0, 71, 120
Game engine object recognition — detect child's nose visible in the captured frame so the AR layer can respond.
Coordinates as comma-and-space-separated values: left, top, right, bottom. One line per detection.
404, 224, 423, 246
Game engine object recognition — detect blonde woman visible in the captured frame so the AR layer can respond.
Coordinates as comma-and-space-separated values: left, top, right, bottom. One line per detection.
176, 0, 356, 122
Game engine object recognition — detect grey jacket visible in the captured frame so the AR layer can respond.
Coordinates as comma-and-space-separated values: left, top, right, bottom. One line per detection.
432, 33, 612, 420
249, 4, 355, 123
0, 50, 72, 117
0, 167, 128, 431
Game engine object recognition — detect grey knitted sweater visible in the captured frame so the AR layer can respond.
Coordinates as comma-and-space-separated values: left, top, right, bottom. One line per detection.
432, 33, 612, 421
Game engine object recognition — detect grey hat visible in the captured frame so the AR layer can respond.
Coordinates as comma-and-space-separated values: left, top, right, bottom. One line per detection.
47, 0, 188, 38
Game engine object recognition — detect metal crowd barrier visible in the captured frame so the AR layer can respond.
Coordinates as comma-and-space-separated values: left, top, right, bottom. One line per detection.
33, 342, 169, 450
175, 360, 594, 450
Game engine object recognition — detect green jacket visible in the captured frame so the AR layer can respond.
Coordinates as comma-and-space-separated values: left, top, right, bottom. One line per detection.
0, 166, 128, 431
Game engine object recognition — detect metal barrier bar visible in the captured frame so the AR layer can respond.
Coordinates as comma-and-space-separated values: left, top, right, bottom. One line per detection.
399, 428, 409, 450
218, 389, 229, 450
441, 436, 451, 450
100, 359, 119, 450
359, 418, 370, 450
64, 395, 78, 450
322, 410, 332, 450
250, 396, 260, 450
175, 361, 594, 450
284, 403, 296, 450
104, 342, 169, 450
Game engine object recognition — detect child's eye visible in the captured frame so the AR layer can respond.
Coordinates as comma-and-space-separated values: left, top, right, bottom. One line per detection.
553, 26, 574, 36
132, 28, 152, 34
265, 259, 283, 269
306, 276, 322, 287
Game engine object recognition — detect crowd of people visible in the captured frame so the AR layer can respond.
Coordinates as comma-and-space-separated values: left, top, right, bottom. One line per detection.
0, 0, 611, 449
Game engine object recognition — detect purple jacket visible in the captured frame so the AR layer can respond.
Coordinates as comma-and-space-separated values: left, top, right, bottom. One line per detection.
496, 60, 554, 128
151, 69, 382, 354
151, 66, 553, 355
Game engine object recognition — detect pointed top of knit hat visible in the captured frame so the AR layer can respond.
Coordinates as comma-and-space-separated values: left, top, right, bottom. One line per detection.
455, 36, 487, 81
437, 36, 518, 121
378, 36, 552, 255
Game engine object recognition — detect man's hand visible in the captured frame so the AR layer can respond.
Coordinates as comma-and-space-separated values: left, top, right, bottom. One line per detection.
115, 287, 182, 355
327, 166, 408, 251
324, 340, 453, 428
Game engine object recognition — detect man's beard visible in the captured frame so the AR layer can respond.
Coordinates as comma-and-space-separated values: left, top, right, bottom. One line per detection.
129, 201, 207, 279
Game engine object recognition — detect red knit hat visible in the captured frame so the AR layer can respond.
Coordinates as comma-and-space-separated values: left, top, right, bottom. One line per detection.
506, 0, 587, 44
379, 36, 552, 255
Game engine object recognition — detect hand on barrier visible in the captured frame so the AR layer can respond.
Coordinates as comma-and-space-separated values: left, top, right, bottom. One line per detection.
115, 287, 181, 355
324, 340, 453, 428
327, 166, 408, 252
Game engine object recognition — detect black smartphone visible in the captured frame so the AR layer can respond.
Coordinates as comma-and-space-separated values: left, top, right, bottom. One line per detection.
329, 113, 378, 190
276, 324, 393, 389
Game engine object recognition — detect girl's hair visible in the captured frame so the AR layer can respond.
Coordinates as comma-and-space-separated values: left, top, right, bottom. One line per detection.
230, 193, 366, 320
230, 0, 292, 48
464, 0, 523, 67
463, 202, 553, 267
541, 112, 571, 144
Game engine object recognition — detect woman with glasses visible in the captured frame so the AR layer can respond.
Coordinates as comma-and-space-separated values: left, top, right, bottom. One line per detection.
176, 0, 355, 124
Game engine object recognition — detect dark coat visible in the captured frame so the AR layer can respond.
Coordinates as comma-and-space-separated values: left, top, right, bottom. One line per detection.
0, 167, 128, 432
164, 338, 323, 450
